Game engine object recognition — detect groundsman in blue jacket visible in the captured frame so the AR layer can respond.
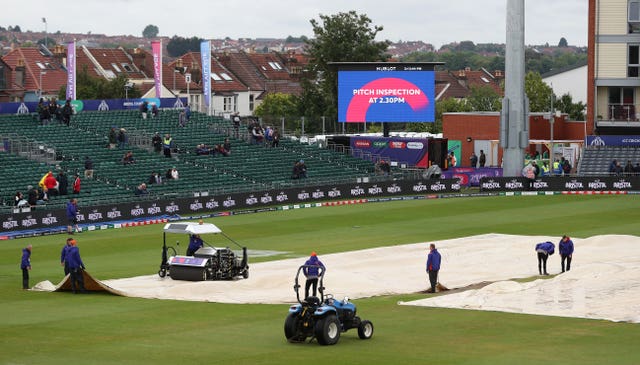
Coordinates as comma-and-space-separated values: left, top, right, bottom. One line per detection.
303, 252, 325, 299
65, 239, 86, 293
558, 235, 574, 272
21, 245, 32, 289
535, 241, 555, 275
426, 243, 442, 293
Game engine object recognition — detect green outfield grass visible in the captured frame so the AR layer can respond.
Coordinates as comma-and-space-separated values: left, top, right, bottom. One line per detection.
1, 195, 640, 364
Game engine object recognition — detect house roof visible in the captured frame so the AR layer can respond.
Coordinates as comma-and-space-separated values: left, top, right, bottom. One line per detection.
214, 51, 266, 91
245, 52, 291, 81
2, 47, 68, 95
541, 60, 588, 79
78, 46, 147, 80
435, 68, 504, 100
176, 52, 246, 93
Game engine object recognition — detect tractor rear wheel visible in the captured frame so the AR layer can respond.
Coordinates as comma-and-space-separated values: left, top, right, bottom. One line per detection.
358, 320, 374, 339
284, 313, 302, 342
315, 314, 340, 345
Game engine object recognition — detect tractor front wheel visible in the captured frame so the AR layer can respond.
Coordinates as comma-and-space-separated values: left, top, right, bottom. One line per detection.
358, 320, 374, 339
315, 314, 340, 345
284, 313, 303, 342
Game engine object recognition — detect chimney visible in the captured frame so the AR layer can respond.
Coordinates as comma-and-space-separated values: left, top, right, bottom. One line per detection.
15, 59, 25, 87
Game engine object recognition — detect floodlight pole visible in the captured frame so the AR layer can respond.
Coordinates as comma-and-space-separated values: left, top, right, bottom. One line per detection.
501, 0, 528, 176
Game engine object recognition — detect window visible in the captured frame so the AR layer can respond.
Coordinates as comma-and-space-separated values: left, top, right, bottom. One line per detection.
36, 62, 46, 69
211, 73, 222, 81
249, 94, 254, 111
111, 63, 122, 73
0, 65, 6, 90
121, 63, 133, 72
629, 45, 640, 77
608, 87, 635, 120
630, 1, 640, 22
629, 1, 640, 33
223, 96, 234, 112
220, 72, 232, 81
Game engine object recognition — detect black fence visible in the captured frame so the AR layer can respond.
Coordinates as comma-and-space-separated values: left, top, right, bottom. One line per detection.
2, 178, 462, 232
479, 176, 640, 192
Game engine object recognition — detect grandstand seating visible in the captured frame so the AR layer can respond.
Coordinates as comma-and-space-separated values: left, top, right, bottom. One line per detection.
0, 109, 377, 212
578, 145, 640, 176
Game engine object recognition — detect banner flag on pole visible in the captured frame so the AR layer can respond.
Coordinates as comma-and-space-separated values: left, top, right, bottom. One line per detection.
200, 40, 211, 109
66, 41, 76, 100
152, 40, 163, 98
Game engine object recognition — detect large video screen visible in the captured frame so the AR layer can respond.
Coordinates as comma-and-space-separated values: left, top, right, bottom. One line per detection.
338, 69, 435, 123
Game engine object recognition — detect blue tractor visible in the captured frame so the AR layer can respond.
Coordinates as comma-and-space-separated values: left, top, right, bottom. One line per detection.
284, 265, 374, 345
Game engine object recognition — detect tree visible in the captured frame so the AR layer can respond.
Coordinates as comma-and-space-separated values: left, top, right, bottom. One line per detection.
558, 37, 568, 47
36, 38, 55, 47
254, 93, 298, 120
456, 41, 476, 52
524, 71, 554, 113
142, 24, 159, 39
467, 85, 502, 112
167, 36, 203, 57
302, 11, 391, 130
555, 93, 586, 121
58, 66, 141, 100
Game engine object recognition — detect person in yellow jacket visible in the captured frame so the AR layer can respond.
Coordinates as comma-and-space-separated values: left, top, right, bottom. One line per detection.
38, 171, 50, 188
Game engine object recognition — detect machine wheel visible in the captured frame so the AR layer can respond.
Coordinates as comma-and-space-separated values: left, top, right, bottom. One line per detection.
358, 320, 374, 339
158, 269, 166, 278
315, 314, 340, 345
242, 270, 249, 279
284, 313, 302, 342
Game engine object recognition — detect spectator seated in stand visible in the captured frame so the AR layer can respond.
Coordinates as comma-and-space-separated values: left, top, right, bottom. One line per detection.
122, 151, 136, 165
135, 183, 148, 196
291, 160, 308, 179
195, 144, 213, 155
222, 138, 231, 155
376, 160, 391, 176
214, 144, 229, 157
148, 172, 163, 185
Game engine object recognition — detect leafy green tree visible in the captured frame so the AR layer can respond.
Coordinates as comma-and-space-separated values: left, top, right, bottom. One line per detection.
255, 92, 319, 135
554, 93, 586, 121
166, 36, 203, 58
558, 37, 568, 47
467, 85, 502, 112
254, 93, 298, 121
36, 38, 56, 47
524, 71, 554, 112
456, 41, 476, 52
58, 66, 141, 100
285, 35, 308, 43
402, 51, 438, 63
142, 24, 159, 39
302, 10, 390, 131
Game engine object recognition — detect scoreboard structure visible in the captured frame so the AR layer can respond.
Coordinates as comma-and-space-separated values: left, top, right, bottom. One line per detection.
332, 62, 443, 123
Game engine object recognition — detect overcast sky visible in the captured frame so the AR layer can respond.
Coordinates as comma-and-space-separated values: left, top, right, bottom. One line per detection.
3, 0, 587, 48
